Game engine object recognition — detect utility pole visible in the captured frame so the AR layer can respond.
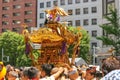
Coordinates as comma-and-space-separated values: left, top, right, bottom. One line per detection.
93, 46, 96, 65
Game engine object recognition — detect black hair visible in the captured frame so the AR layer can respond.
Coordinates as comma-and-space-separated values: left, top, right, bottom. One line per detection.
41, 64, 54, 76
102, 56, 120, 75
95, 71, 103, 78
86, 67, 96, 77
27, 67, 39, 79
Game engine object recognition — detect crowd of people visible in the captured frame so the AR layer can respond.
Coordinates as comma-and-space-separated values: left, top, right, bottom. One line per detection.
0, 56, 120, 80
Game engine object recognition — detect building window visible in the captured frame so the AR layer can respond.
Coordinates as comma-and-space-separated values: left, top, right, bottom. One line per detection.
40, 13, 44, 19
102, 23, 110, 36
75, 8, 80, 15
60, 0, 65, 5
3, 0, 9, 3
107, 0, 115, 14
13, 0, 19, 1
46, 1, 51, 7
12, 27, 20, 32
91, 42, 97, 47
92, 30, 97, 37
91, 0, 96, 1
91, 7, 97, 13
13, 5, 21, 9
2, 6, 9, 10
68, 0, 72, 4
13, 12, 20, 16
103, 0, 115, 15
68, 21, 73, 26
53, 1, 58, 6
75, 0, 80, 3
40, 2, 44, 8
92, 18, 97, 25
12, 28, 17, 32
68, 9, 73, 15
2, 14, 9, 18
83, 19, 89, 26
75, 20, 80, 26
24, 19, 32, 23
2, 28, 7, 32
13, 20, 21, 24
39, 23, 44, 27
83, 8, 88, 14
83, 0, 88, 3
2, 21, 9, 25
25, 3, 32, 7
25, 10, 32, 15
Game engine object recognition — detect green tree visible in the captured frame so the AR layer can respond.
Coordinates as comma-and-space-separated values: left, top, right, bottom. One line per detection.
97, 9, 120, 56
16, 54, 32, 67
68, 26, 90, 62
0, 31, 31, 67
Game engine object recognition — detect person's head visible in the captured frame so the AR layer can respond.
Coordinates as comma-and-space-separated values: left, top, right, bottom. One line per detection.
7, 71, 18, 80
21, 67, 30, 80
102, 56, 120, 75
27, 67, 39, 80
95, 71, 103, 80
85, 67, 96, 80
6, 64, 14, 73
68, 69, 79, 80
41, 64, 54, 77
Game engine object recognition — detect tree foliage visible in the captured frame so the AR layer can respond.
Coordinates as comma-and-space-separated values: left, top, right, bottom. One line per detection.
68, 26, 90, 62
0, 31, 32, 67
97, 8, 120, 56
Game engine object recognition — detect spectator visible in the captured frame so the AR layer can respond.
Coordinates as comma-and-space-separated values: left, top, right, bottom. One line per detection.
27, 67, 39, 80
62, 63, 81, 80
40, 64, 64, 80
7, 71, 18, 80
68, 69, 80, 80
102, 56, 120, 75
40, 64, 54, 78
21, 67, 30, 80
101, 69, 120, 80
85, 67, 97, 80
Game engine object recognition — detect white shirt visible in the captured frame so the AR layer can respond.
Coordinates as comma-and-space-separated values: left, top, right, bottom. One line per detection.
76, 76, 81, 80
40, 76, 55, 80
101, 70, 120, 80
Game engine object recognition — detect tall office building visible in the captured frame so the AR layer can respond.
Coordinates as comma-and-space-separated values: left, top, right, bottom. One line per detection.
0, 0, 37, 33
37, 0, 103, 48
